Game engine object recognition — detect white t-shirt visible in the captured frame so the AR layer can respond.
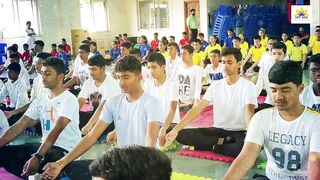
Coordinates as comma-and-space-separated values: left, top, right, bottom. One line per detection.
177, 65, 202, 104
203, 77, 257, 131
73, 52, 94, 70
72, 61, 90, 87
141, 66, 152, 83
165, 56, 182, 81
202, 63, 225, 81
300, 84, 320, 112
24, 91, 81, 151
0, 110, 9, 136
78, 76, 121, 106
246, 107, 320, 180
143, 79, 180, 123
99, 92, 164, 147
0, 78, 29, 109
19, 66, 31, 89
30, 73, 49, 101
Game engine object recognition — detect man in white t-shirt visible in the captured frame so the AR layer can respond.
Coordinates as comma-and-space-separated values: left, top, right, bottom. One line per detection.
0, 63, 29, 124
78, 55, 121, 135
64, 44, 91, 90
165, 48, 257, 157
144, 52, 180, 146
177, 44, 202, 111
42, 55, 164, 180
255, 42, 288, 111
300, 54, 320, 112
166, 42, 182, 81
28, 40, 45, 74
7, 53, 30, 89
0, 57, 81, 179
224, 61, 320, 180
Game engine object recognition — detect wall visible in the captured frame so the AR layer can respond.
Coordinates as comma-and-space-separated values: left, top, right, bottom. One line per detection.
310, 0, 320, 34
0, 0, 126, 53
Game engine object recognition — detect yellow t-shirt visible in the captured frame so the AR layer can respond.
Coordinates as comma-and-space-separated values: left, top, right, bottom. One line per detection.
248, 46, 266, 63
309, 40, 320, 55
283, 40, 293, 50
309, 34, 317, 45
261, 36, 269, 48
161, 51, 169, 58
287, 44, 308, 62
239, 41, 249, 59
204, 44, 222, 58
192, 51, 206, 66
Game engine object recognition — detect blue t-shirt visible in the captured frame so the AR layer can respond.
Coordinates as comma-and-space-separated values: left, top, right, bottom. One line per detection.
109, 48, 121, 60
201, 41, 209, 52
224, 36, 234, 48
92, 51, 100, 55
235, 14, 244, 28
209, 72, 224, 81
139, 44, 151, 60
56, 53, 69, 68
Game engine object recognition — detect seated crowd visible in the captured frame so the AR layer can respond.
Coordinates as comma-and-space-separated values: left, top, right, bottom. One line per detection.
0, 26, 320, 180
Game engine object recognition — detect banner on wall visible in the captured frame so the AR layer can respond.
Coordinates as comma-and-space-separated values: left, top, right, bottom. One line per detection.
291, 5, 311, 24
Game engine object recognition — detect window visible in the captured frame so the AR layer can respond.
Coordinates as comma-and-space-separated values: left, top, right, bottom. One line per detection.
0, 0, 40, 38
80, 0, 110, 32
137, 0, 169, 30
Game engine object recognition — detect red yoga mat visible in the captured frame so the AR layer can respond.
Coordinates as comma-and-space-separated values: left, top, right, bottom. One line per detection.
179, 105, 213, 127
177, 149, 235, 163
0, 167, 22, 180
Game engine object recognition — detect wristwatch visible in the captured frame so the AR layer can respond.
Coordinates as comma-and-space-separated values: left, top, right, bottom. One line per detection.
31, 153, 44, 161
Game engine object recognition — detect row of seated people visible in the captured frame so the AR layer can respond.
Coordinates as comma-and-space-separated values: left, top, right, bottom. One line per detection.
0, 37, 320, 179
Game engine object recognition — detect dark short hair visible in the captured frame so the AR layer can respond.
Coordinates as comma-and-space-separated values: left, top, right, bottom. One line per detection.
253, 35, 261, 41
89, 145, 172, 180
90, 41, 97, 47
61, 38, 66, 42
140, 35, 148, 43
228, 28, 234, 33
168, 42, 179, 50
233, 37, 241, 42
210, 49, 221, 56
7, 46, 18, 52
9, 53, 20, 61
309, 54, 320, 65
198, 33, 204, 37
190, 9, 195, 12
169, 36, 175, 40
88, 54, 106, 68
23, 43, 29, 48
293, 33, 302, 38
36, 52, 52, 60
181, 44, 194, 54
269, 61, 302, 85
81, 40, 91, 46
34, 40, 45, 48
58, 44, 66, 51
182, 32, 187, 35
154, 32, 158, 36
123, 33, 128, 37
87, 37, 92, 41
268, 36, 278, 41
221, 48, 242, 62
121, 42, 131, 49
193, 39, 201, 44
7, 62, 21, 73
43, 57, 67, 75
112, 40, 119, 45
79, 44, 90, 53
272, 42, 287, 54
160, 40, 168, 46
115, 55, 141, 74
51, 43, 57, 48
147, 52, 166, 66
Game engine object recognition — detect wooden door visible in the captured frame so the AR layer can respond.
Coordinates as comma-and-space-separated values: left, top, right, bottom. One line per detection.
184, 1, 200, 37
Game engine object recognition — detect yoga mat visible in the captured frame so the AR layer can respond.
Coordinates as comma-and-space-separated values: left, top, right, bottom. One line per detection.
177, 149, 235, 163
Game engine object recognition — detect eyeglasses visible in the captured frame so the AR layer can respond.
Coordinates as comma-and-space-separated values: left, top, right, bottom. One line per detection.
310, 68, 320, 73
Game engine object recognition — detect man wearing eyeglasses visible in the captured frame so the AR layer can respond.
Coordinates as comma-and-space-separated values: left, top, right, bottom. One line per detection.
300, 54, 320, 112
